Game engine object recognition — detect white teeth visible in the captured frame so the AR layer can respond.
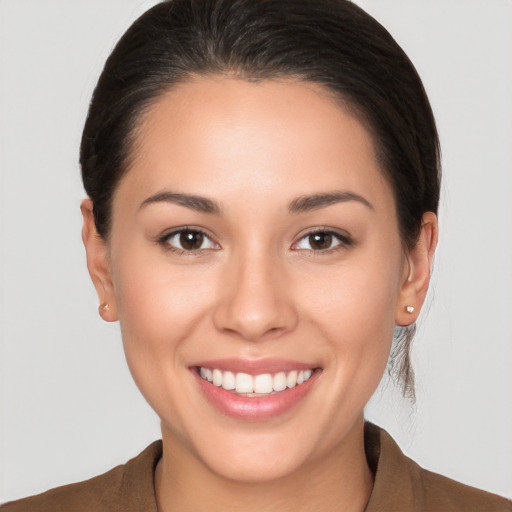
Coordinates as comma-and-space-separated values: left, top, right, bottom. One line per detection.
273, 372, 287, 392
213, 369, 223, 387
222, 371, 235, 390
235, 373, 253, 393
253, 374, 273, 394
199, 367, 315, 395
286, 370, 297, 389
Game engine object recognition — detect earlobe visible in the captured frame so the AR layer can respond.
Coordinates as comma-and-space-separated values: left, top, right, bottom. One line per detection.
81, 198, 118, 322
395, 212, 438, 326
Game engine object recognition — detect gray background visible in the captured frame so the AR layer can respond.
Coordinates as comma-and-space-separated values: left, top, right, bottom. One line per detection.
1, 0, 511, 502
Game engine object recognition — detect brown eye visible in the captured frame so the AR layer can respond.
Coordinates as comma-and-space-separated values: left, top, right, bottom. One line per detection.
293, 230, 351, 252
180, 230, 204, 250
162, 229, 218, 252
308, 233, 333, 250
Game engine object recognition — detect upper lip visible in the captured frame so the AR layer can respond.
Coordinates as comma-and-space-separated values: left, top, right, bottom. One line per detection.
191, 358, 318, 375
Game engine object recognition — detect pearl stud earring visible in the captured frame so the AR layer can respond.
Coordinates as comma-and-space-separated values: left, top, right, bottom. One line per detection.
99, 303, 110, 313
405, 305, 415, 314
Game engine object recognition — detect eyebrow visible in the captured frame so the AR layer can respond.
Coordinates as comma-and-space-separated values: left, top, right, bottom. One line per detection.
288, 191, 374, 213
140, 191, 221, 214
139, 189, 373, 215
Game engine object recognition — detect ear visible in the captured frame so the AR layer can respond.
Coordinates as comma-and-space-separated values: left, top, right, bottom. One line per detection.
395, 211, 438, 326
81, 198, 118, 322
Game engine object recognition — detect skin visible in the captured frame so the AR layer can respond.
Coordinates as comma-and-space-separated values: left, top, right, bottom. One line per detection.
82, 77, 437, 512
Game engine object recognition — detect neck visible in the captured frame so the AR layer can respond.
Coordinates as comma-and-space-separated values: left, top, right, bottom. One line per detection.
155, 420, 374, 512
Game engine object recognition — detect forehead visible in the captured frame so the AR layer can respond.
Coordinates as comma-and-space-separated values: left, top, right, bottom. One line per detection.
117, 76, 394, 214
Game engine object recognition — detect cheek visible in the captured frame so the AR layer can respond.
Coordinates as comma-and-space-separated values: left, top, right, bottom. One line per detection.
300, 254, 402, 340
298, 248, 403, 394
113, 246, 213, 330
110, 252, 222, 432
110, 247, 216, 379
319, 273, 396, 377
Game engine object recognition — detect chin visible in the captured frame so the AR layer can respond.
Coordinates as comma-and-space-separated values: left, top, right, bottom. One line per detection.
203, 444, 309, 484
170, 418, 316, 483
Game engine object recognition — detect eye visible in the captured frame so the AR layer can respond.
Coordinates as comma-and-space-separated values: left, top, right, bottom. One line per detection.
161, 228, 219, 253
293, 230, 351, 252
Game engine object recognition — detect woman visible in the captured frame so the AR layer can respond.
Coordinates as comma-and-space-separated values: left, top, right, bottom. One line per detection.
2, 0, 511, 510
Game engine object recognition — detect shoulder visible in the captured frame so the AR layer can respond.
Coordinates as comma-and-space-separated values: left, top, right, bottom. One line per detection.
365, 423, 512, 512
406, 452, 512, 511
1, 441, 162, 512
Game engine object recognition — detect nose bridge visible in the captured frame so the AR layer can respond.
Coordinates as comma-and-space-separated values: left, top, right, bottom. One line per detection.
213, 243, 296, 341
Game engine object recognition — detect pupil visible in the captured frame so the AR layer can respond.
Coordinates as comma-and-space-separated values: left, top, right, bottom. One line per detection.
310, 233, 332, 250
180, 231, 203, 250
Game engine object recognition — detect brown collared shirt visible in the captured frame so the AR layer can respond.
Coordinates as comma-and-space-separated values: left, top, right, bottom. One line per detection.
3, 424, 511, 511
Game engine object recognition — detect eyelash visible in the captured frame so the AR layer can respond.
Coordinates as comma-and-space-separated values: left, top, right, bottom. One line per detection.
158, 227, 219, 255
292, 228, 353, 254
157, 227, 353, 255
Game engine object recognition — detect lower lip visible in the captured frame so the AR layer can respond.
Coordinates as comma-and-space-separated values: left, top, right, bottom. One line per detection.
193, 369, 320, 421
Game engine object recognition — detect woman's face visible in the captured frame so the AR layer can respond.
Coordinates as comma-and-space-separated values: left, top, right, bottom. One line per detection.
85, 77, 430, 482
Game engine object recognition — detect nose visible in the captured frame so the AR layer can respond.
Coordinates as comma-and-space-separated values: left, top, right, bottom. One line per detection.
213, 251, 298, 342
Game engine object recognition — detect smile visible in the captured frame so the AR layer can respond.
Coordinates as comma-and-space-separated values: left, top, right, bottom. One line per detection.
199, 367, 314, 396
192, 361, 321, 420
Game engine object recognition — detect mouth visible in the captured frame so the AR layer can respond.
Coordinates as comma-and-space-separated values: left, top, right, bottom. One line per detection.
191, 361, 321, 420
197, 367, 314, 397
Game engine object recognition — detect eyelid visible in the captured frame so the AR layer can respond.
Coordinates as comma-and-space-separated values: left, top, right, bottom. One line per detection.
157, 226, 220, 253
291, 227, 353, 252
